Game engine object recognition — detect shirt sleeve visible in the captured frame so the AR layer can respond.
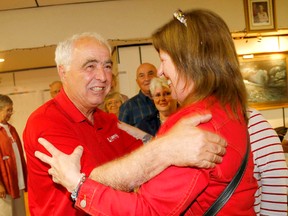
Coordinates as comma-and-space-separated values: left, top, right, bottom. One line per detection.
248, 108, 288, 215
75, 167, 209, 216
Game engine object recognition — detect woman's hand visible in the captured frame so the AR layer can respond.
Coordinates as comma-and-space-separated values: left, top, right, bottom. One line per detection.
34, 138, 83, 192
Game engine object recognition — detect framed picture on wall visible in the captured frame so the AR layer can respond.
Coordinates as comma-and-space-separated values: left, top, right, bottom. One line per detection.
243, 0, 276, 32
239, 52, 288, 110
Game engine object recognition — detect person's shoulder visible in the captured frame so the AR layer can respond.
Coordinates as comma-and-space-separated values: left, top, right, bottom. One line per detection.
120, 94, 139, 107
120, 93, 129, 102
247, 107, 260, 116
247, 107, 267, 125
25, 100, 63, 131
28, 100, 54, 119
129, 93, 141, 101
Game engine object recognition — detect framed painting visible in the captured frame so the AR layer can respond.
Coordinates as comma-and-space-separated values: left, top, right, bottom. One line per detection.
239, 52, 288, 110
243, 0, 276, 32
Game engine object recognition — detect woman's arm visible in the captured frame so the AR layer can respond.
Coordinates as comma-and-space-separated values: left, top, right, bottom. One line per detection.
35, 113, 227, 192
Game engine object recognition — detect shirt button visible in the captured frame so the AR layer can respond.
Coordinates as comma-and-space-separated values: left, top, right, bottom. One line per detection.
80, 199, 86, 208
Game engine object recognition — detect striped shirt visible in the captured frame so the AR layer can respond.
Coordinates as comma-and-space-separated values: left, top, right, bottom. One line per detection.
248, 108, 288, 215
118, 90, 157, 128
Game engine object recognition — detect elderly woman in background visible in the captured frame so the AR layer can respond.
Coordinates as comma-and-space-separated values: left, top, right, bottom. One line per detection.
138, 77, 178, 136
0, 94, 27, 216
104, 92, 124, 117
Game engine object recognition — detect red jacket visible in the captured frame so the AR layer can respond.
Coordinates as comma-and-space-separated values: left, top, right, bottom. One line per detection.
75, 97, 257, 215
0, 123, 27, 199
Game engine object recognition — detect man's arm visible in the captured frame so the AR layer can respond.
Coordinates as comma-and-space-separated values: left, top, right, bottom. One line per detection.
35, 113, 227, 192
117, 121, 152, 143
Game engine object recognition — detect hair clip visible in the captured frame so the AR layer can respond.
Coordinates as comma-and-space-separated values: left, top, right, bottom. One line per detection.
173, 9, 187, 27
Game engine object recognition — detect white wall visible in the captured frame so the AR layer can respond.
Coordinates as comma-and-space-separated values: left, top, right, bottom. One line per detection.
1, 68, 59, 142
117, 45, 160, 98
0, 0, 288, 50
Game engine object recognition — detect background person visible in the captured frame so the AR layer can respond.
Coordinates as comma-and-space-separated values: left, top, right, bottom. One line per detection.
118, 63, 158, 127
103, 91, 124, 117
0, 94, 27, 216
23, 32, 142, 216
49, 80, 63, 98
138, 77, 178, 136
248, 107, 288, 215
35, 9, 257, 215
24, 32, 227, 216
98, 73, 128, 110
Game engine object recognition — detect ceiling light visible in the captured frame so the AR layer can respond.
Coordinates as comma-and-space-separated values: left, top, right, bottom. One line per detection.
242, 54, 254, 59
0, 58, 4, 62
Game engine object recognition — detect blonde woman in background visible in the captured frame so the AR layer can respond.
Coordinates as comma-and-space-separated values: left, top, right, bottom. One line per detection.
104, 92, 124, 117
0, 94, 27, 216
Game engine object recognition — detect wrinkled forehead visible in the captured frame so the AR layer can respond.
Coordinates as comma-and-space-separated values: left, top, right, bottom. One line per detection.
137, 64, 157, 75
73, 37, 111, 57
154, 86, 171, 93
158, 85, 171, 91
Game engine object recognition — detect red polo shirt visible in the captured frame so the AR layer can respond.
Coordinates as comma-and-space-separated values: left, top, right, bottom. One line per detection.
75, 97, 257, 215
23, 90, 142, 216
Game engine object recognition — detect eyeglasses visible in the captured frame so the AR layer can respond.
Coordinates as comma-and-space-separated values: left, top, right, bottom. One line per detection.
153, 91, 171, 100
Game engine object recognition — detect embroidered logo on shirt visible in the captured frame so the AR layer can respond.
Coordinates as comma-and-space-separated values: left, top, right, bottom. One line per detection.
107, 134, 119, 142
2, 156, 9, 160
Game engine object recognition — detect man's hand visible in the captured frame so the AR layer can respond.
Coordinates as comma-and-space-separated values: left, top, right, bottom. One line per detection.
158, 112, 227, 169
35, 138, 83, 192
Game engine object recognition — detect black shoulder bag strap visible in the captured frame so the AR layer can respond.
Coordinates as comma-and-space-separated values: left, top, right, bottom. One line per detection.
203, 131, 250, 216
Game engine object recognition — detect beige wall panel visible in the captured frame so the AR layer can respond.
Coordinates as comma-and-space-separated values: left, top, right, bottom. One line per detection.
1, 0, 287, 51
14, 68, 58, 91
140, 45, 160, 69
117, 46, 141, 98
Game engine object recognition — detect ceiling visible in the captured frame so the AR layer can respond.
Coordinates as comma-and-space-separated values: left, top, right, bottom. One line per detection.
0, 0, 123, 73
0, 0, 119, 12
0, 1, 287, 73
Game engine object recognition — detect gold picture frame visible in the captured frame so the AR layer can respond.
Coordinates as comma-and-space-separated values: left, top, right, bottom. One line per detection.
239, 52, 288, 110
243, 0, 276, 32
